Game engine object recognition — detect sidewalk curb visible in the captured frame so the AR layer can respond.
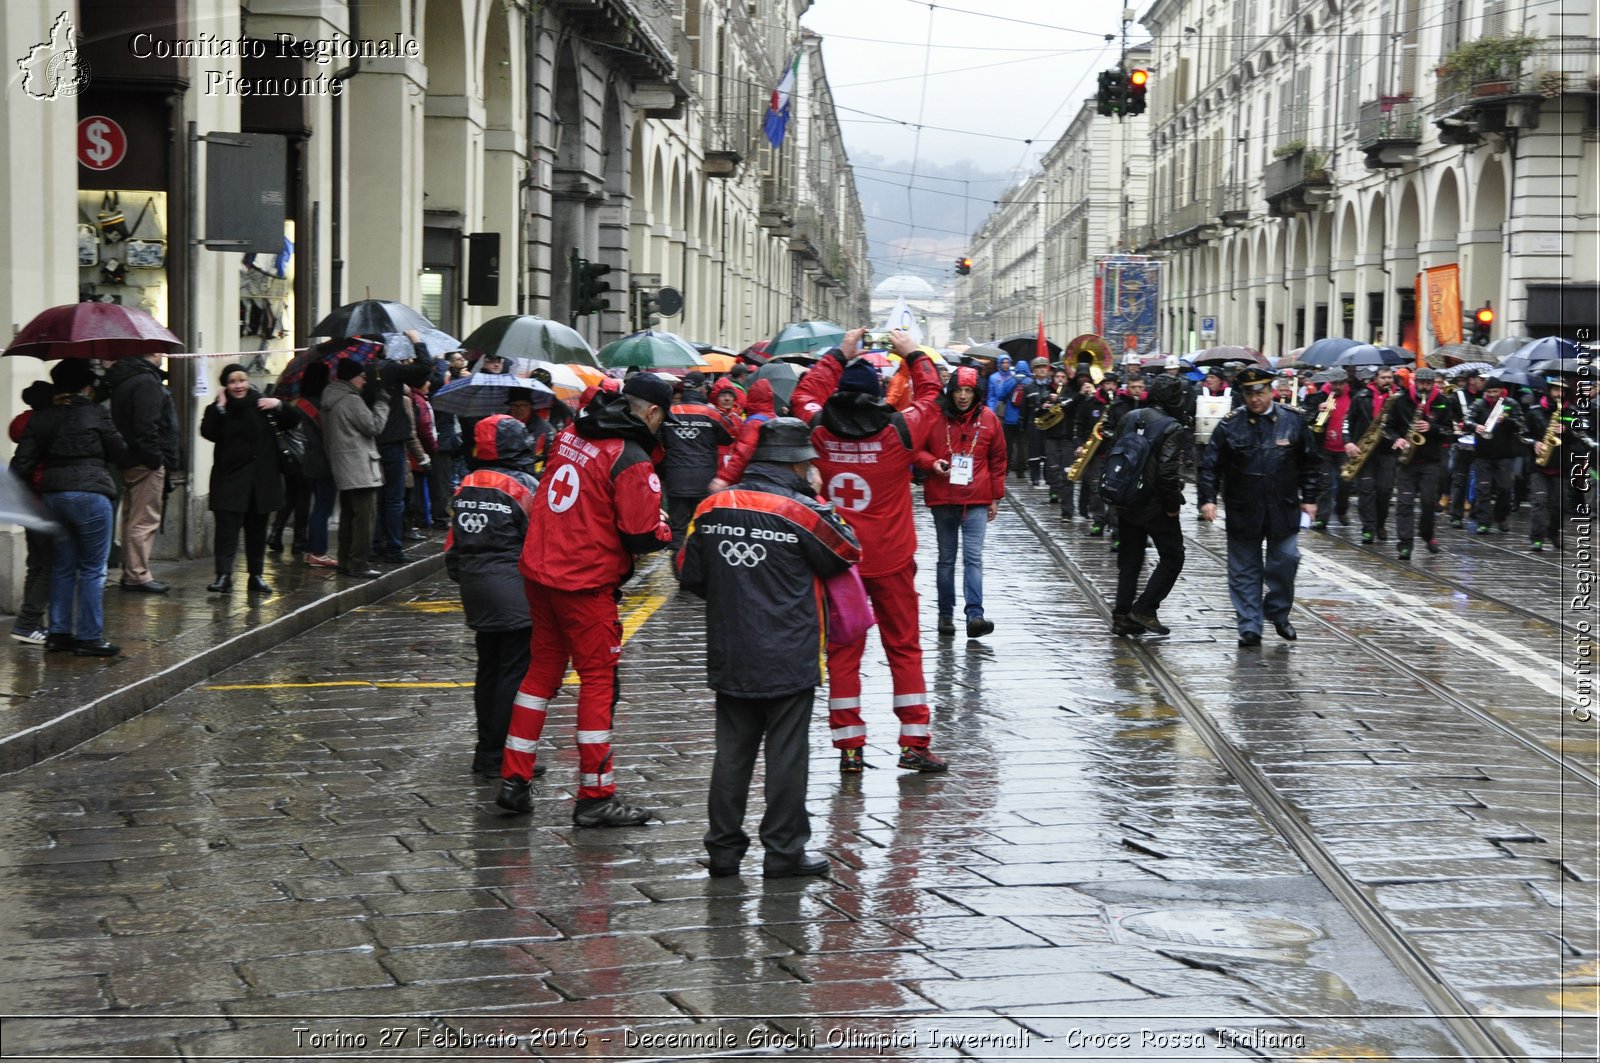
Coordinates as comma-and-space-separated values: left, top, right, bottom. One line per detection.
0, 554, 445, 775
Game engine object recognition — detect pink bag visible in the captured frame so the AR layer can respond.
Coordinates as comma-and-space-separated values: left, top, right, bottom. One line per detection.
823, 567, 875, 647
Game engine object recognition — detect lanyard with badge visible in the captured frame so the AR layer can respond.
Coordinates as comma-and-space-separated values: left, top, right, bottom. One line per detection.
947, 420, 982, 486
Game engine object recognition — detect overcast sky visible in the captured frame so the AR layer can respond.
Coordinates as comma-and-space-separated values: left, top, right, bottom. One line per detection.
802, 0, 1135, 178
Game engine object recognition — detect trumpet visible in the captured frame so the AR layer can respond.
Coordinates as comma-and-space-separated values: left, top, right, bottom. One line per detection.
1067, 422, 1104, 482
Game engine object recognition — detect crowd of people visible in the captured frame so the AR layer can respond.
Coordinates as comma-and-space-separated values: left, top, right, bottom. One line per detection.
7, 324, 1591, 876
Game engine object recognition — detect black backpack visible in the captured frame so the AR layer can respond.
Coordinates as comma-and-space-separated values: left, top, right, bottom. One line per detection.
1098, 409, 1175, 510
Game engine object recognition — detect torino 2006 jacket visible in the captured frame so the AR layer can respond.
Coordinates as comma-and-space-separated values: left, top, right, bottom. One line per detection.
519, 393, 670, 590
678, 462, 861, 699
445, 416, 540, 631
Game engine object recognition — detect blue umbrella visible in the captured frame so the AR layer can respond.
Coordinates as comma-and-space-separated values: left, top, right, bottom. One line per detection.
1297, 337, 1360, 367
430, 372, 554, 418
1503, 336, 1578, 373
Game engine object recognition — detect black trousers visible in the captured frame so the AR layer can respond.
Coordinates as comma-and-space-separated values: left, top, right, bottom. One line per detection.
1475, 457, 1516, 525
16, 528, 54, 632
214, 510, 269, 577
1004, 422, 1025, 473
705, 687, 813, 872
337, 487, 378, 572
1043, 438, 1075, 514
1114, 511, 1185, 615
473, 627, 532, 766
1356, 452, 1397, 533
667, 494, 705, 559
1449, 448, 1476, 519
272, 467, 310, 548
1317, 449, 1349, 521
1393, 461, 1442, 544
1528, 471, 1563, 543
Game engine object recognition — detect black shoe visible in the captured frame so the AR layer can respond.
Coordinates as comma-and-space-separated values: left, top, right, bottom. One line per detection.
966, 617, 994, 638
1110, 613, 1146, 637
1238, 631, 1262, 647
120, 580, 170, 594
703, 860, 741, 878
1272, 619, 1297, 641
72, 639, 120, 657
1397, 541, 1413, 561
1426, 539, 1440, 554
1529, 540, 1544, 552
247, 575, 273, 596
1360, 531, 1375, 544
206, 574, 232, 593
471, 754, 503, 777
266, 531, 284, 553
764, 855, 830, 879
495, 777, 533, 814
1048, 493, 1058, 503
44, 633, 75, 653
572, 795, 651, 828
937, 615, 956, 636
1377, 526, 1389, 541
1088, 524, 1104, 537
1450, 518, 1463, 529
1129, 609, 1168, 635
1311, 520, 1327, 531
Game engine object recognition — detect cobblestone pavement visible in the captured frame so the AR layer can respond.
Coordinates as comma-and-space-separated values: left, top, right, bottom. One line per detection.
0, 487, 1591, 1061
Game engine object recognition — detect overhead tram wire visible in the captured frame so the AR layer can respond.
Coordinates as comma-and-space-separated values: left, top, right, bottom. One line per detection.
898, 5, 939, 274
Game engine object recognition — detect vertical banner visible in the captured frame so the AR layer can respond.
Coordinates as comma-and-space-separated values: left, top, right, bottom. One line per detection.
1094, 256, 1159, 354
1425, 264, 1463, 348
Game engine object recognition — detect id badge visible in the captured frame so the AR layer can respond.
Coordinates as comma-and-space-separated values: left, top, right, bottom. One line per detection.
949, 454, 974, 486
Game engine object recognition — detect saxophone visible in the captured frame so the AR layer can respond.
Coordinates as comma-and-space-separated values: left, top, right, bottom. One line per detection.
1067, 422, 1104, 482
1341, 410, 1386, 482
1033, 383, 1069, 430
1535, 409, 1563, 467
1399, 419, 1427, 465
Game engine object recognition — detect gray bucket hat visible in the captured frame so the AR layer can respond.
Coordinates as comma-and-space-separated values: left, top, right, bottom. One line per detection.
753, 416, 818, 463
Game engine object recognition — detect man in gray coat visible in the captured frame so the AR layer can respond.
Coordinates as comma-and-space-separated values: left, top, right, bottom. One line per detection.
321, 359, 389, 578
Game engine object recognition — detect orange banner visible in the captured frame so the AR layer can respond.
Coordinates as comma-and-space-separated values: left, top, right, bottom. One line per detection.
1425, 264, 1463, 348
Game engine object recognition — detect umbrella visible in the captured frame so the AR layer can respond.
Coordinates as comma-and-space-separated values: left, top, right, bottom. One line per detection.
1335, 344, 1397, 368
309, 300, 458, 361
3, 303, 182, 361
1505, 336, 1579, 370
1190, 345, 1268, 368
1532, 358, 1586, 376
698, 352, 738, 374
1489, 369, 1538, 389
519, 360, 587, 391
739, 340, 771, 365
1486, 335, 1533, 359
430, 373, 555, 418
1431, 341, 1490, 367
995, 331, 1064, 362
963, 344, 1010, 363
597, 330, 707, 369
768, 321, 845, 358
1296, 337, 1360, 368
1443, 361, 1495, 379
1278, 347, 1306, 367
1310, 368, 1345, 384
0, 468, 61, 533
460, 315, 599, 367
752, 361, 804, 408
274, 338, 384, 397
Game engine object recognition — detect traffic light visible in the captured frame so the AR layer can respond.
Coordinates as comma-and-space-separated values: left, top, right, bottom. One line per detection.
956, 257, 973, 276
634, 286, 660, 329
1126, 69, 1149, 115
1471, 304, 1494, 345
574, 258, 613, 316
1096, 68, 1127, 116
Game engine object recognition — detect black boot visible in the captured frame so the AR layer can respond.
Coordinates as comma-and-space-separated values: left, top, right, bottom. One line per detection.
247, 575, 273, 596
207, 573, 233, 593
266, 524, 285, 553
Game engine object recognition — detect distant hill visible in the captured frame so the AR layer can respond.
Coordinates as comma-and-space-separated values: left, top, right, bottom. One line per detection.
851, 152, 1018, 289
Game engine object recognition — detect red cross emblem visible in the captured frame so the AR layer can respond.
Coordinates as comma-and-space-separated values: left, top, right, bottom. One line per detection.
547, 464, 580, 513
827, 471, 871, 511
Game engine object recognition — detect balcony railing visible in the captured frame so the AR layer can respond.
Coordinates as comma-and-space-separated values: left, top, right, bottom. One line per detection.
1264, 147, 1333, 215
1215, 183, 1250, 225
1158, 198, 1214, 240
1358, 97, 1423, 148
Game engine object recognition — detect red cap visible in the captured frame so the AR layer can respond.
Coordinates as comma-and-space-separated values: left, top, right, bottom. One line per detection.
954, 366, 979, 389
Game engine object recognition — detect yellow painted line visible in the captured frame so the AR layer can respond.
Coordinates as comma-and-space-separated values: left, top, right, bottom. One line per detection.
207, 588, 674, 693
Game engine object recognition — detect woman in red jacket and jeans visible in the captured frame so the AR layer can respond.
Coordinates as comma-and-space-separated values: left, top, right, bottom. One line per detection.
918, 365, 1008, 639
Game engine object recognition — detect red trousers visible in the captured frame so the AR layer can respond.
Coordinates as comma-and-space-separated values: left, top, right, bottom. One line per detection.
826, 563, 931, 749
502, 582, 622, 799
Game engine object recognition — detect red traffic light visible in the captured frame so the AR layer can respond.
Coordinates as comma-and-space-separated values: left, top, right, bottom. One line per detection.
1128, 69, 1149, 87
1474, 307, 1495, 326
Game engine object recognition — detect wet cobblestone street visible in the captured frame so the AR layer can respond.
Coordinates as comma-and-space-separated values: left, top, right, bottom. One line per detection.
0, 489, 1592, 1061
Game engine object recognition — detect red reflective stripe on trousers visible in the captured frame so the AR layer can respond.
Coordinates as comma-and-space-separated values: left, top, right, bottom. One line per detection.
825, 564, 930, 749
502, 581, 623, 799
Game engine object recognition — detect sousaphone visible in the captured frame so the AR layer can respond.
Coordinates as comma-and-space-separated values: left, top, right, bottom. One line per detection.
1064, 333, 1114, 383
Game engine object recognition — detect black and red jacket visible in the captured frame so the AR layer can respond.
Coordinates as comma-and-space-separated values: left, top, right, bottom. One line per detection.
520, 393, 670, 590
446, 415, 540, 631
1382, 382, 1453, 465
658, 388, 736, 498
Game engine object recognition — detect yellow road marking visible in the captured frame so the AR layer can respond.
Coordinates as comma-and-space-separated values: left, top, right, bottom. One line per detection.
207, 587, 673, 692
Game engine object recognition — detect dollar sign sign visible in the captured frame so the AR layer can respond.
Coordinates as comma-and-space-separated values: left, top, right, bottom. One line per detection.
85, 120, 112, 166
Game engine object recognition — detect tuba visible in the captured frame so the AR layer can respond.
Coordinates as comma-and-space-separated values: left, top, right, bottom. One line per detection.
1067, 422, 1104, 482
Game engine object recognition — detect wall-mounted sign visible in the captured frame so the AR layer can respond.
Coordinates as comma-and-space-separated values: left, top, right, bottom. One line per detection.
78, 115, 127, 171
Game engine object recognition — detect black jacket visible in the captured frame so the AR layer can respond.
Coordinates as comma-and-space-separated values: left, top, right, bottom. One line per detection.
200, 390, 297, 514
10, 394, 128, 498
445, 463, 540, 631
678, 462, 861, 699
1383, 385, 1454, 465
1344, 386, 1399, 448
1109, 408, 1190, 524
1103, 393, 1147, 440
1467, 395, 1528, 460
1072, 391, 1113, 446
106, 357, 180, 470
1198, 402, 1322, 540
659, 393, 735, 498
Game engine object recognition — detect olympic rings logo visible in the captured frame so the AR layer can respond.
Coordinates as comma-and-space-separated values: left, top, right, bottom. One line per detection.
457, 512, 489, 534
672, 425, 701, 439
718, 540, 767, 567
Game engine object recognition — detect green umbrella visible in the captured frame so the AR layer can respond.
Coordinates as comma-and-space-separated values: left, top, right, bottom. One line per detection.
596, 329, 707, 369
460, 315, 600, 367
769, 320, 846, 357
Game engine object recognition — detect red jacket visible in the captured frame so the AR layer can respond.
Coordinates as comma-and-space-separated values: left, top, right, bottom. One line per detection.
917, 401, 1007, 507
519, 395, 670, 590
788, 351, 942, 578
719, 378, 779, 483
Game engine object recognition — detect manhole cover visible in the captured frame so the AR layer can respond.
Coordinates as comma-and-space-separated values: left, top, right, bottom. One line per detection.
1120, 909, 1321, 949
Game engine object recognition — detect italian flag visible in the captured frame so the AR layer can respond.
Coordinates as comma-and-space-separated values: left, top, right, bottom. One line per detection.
764, 52, 801, 147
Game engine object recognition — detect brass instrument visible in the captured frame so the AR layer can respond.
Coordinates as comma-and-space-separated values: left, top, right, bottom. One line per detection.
1535, 410, 1563, 467
1341, 411, 1385, 482
1067, 421, 1104, 482
1311, 397, 1332, 435
1033, 383, 1070, 430
1399, 420, 1427, 465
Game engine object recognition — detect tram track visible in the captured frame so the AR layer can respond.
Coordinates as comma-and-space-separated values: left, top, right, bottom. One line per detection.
1008, 493, 1530, 1063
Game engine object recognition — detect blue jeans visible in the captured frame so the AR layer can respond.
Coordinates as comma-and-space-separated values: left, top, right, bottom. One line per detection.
372, 442, 407, 555
931, 504, 988, 620
1226, 532, 1300, 636
307, 477, 337, 556
44, 492, 113, 642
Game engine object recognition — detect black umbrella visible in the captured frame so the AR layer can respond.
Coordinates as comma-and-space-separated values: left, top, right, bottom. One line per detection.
1336, 344, 1402, 368
1296, 337, 1360, 368
1532, 358, 1586, 376
994, 331, 1063, 363
964, 344, 1011, 363
752, 361, 804, 408
1489, 369, 1538, 389
312, 299, 435, 339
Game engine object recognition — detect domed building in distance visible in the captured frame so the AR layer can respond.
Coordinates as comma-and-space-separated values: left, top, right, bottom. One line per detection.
870, 273, 953, 350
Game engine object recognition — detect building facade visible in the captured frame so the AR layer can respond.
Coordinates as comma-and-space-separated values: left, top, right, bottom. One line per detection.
0, 0, 867, 608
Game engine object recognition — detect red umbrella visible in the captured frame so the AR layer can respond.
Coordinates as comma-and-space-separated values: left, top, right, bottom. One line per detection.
3, 303, 182, 360
739, 340, 771, 365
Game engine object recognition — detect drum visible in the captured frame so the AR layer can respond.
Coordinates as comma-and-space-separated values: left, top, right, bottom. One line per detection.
1195, 393, 1232, 444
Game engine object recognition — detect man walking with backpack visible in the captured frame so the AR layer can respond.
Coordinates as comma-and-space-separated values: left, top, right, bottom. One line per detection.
1105, 374, 1191, 636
